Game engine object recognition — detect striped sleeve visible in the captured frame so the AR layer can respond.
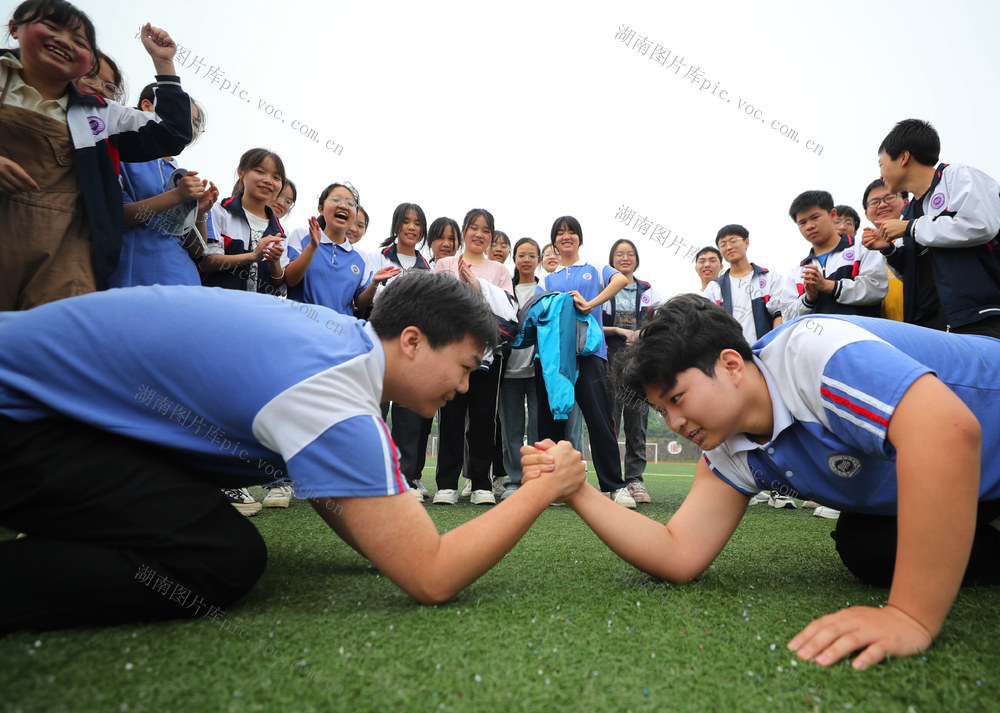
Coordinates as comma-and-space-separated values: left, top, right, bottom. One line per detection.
818, 340, 932, 457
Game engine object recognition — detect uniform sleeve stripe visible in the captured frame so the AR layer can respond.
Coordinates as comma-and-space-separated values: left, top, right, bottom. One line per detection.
820, 386, 890, 427
822, 402, 888, 440
375, 416, 406, 494
821, 375, 894, 420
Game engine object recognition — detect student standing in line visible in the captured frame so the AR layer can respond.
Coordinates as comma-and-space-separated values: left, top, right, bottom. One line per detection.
860, 179, 906, 322
433, 209, 516, 505
281, 183, 392, 318
781, 190, 887, 323
603, 239, 662, 504
694, 246, 723, 292
425, 216, 460, 266
702, 224, 785, 508
538, 243, 586, 456
370, 204, 434, 499
498, 238, 543, 499
110, 88, 214, 288
268, 179, 296, 227
200, 148, 286, 296
538, 216, 635, 509
490, 230, 511, 265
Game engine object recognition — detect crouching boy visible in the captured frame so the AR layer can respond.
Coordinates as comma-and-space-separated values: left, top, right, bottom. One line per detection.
0, 272, 586, 632
524, 294, 1000, 669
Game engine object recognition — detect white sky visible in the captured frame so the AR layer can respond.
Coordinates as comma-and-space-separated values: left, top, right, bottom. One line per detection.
11, 0, 1000, 295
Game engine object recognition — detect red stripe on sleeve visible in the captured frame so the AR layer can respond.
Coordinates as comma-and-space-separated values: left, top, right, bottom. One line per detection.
820, 386, 890, 427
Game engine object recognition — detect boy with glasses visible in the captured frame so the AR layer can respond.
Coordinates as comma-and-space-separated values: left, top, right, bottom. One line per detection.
861, 179, 907, 322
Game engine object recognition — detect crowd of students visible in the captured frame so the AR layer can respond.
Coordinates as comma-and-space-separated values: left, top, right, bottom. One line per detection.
6, 0, 1000, 673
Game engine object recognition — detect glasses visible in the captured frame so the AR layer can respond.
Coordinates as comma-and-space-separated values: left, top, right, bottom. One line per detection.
613, 251, 637, 259
717, 237, 745, 248
866, 193, 900, 209
833, 217, 855, 227
275, 198, 295, 209
325, 195, 357, 209
81, 75, 124, 103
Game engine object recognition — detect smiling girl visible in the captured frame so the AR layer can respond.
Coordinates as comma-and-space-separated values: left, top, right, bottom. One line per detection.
432, 209, 516, 505
425, 216, 460, 266
201, 148, 286, 294
602, 239, 663, 504
497, 237, 543, 498
281, 182, 394, 317
1, 1, 193, 310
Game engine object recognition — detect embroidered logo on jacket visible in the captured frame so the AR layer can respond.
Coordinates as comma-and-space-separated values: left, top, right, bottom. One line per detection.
87, 116, 106, 135
828, 455, 862, 478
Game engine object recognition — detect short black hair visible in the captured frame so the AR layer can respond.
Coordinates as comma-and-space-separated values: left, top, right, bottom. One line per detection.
370, 271, 498, 351
878, 119, 940, 166
616, 294, 753, 399
609, 239, 640, 272
788, 190, 834, 220
862, 178, 909, 209
550, 215, 584, 245
834, 204, 860, 230
695, 246, 722, 262
715, 224, 748, 246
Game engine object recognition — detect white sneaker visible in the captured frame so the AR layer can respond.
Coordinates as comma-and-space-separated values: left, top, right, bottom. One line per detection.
607, 488, 637, 509
433, 489, 458, 505
769, 493, 797, 509
625, 480, 651, 504
813, 506, 840, 519
491, 477, 506, 499
411, 488, 425, 502
223, 488, 262, 516
262, 485, 293, 508
461, 479, 472, 497
749, 491, 771, 505
470, 489, 496, 505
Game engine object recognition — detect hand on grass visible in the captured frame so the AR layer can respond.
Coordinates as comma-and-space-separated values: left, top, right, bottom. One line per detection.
788, 604, 933, 670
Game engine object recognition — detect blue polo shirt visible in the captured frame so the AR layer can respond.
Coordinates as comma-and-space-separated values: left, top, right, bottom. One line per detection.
284, 228, 370, 316
704, 315, 1000, 514
541, 261, 619, 359
0, 286, 405, 499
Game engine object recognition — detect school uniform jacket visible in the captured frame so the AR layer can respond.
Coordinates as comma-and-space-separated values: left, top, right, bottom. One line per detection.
58, 69, 193, 289
204, 194, 285, 293
782, 234, 887, 321
707, 264, 782, 340
601, 277, 660, 329
885, 162, 1000, 329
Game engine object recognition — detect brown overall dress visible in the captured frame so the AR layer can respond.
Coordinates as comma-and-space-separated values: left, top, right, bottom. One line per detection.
0, 71, 97, 310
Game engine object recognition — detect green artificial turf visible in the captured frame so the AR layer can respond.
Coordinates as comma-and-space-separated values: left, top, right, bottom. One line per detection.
3, 465, 999, 713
